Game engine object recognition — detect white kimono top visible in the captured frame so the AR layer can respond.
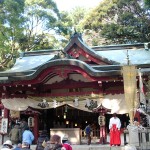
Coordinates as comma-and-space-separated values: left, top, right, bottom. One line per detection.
109, 117, 121, 129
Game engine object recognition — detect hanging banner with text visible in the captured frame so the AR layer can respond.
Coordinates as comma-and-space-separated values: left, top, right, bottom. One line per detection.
122, 65, 138, 123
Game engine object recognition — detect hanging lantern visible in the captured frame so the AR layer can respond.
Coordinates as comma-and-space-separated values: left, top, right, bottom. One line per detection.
66, 121, 69, 124
64, 113, 66, 119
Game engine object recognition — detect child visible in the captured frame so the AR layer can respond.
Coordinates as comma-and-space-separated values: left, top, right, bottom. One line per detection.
62, 135, 72, 150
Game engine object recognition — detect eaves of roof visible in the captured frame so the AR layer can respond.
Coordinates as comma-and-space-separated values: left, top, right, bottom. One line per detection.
0, 59, 122, 83
0, 58, 150, 84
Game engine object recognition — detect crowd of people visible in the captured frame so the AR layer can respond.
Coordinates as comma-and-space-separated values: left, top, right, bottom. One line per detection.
2, 113, 133, 149
1, 119, 73, 150
2, 119, 34, 150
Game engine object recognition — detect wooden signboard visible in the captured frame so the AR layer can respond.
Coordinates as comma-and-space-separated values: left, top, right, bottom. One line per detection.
1, 118, 8, 134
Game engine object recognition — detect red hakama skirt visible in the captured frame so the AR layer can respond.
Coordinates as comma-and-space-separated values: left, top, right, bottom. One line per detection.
110, 124, 121, 146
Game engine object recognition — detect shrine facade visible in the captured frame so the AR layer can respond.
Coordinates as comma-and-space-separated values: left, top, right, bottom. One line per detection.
0, 33, 150, 142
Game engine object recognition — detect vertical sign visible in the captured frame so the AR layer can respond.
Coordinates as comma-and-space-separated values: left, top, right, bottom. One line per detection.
1, 118, 8, 134
28, 117, 34, 127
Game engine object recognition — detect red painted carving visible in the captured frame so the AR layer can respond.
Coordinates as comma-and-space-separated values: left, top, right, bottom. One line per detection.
68, 46, 110, 65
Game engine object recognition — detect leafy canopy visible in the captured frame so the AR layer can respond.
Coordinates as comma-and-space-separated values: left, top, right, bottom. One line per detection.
81, 0, 150, 44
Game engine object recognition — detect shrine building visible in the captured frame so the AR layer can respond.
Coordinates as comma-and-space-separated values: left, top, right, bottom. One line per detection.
0, 33, 150, 143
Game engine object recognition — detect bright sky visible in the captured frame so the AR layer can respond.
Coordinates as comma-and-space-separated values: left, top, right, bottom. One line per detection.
54, 0, 101, 11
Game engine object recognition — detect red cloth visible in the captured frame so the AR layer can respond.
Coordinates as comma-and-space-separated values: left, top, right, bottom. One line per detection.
63, 143, 72, 150
110, 124, 121, 146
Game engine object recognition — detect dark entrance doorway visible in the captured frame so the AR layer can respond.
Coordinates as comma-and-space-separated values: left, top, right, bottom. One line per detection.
39, 105, 99, 131
37, 105, 129, 137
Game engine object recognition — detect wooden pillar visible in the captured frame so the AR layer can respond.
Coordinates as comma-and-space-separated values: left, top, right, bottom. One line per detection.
0, 104, 4, 109
4, 108, 9, 118
33, 114, 39, 142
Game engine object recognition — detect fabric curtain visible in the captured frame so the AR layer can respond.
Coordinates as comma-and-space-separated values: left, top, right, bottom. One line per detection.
2, 94, 128, 114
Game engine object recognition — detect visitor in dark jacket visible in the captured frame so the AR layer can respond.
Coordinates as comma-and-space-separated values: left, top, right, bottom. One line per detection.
36, 130, 49, 150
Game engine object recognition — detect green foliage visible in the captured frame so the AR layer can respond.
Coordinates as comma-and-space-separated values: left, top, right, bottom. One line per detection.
81, 0, 150, 44
0, 0, 64, 69
0, 0, 25, 69
82, 29, 109, 46
19, 0, 61, 51
54, 7, 89, 48
144, 0, 150, 8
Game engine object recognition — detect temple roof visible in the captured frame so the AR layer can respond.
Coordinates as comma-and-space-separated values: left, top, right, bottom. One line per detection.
0, 33, 149, 83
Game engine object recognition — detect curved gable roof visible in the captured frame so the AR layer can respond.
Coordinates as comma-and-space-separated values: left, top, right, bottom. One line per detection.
64, 33, 118, 65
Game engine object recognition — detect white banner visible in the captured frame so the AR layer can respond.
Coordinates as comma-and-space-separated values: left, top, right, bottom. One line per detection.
122, 65, 138, 123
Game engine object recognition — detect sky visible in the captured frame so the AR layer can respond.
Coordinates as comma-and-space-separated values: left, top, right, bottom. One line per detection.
54, 0, 101, 11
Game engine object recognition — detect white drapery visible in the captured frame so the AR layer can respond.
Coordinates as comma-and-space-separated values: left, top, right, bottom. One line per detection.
2, 94, 128, 114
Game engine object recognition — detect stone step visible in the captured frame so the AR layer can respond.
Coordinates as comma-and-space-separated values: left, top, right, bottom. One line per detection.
71, 145, 125, 150
0, 144, 126, 150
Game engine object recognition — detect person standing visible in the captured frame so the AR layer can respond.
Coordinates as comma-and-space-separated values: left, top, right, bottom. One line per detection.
20, 119, 28, 137
36, 130, 49, 150
22, 126, 34, 149
109, 113, 121, 146
9, 124, 22, 146
85, 124, 92, 145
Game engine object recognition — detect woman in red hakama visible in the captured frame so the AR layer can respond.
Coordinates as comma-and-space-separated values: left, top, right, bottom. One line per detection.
109, 113, 121, 146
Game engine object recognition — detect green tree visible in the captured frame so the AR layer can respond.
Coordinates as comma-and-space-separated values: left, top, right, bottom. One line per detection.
0, 0, 25, 69
19, 0, 61, 51
54, 7, 89, 48
81, 0, 150, 44
144, 0, 150, 8
0, 0, 62, 70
